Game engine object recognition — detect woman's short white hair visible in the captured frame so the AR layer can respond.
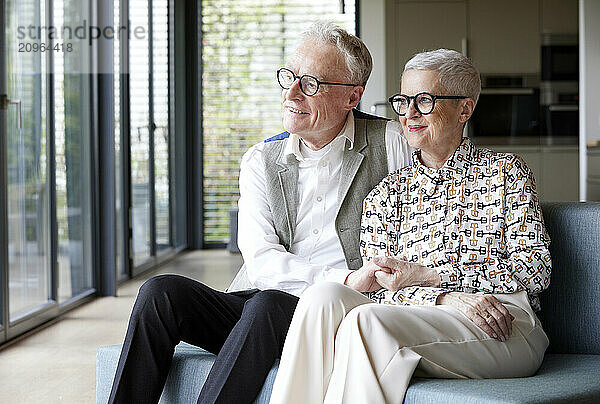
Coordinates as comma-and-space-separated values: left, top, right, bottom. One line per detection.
301, 21, 372, 87
403, 49, 481, 104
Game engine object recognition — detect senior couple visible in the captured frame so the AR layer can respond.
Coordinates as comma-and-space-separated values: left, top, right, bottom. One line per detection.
109, 22, 551, 404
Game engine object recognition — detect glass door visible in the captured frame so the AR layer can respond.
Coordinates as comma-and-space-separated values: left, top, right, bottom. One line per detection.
2, 0, 54, 329
114, 0, 127, 280
130, 0, 152, 266
1, 0, 7, 342
1, 0, 94, 342
152, 0, 170, 252
129, 0, 171, 273
53, 0, 93, 304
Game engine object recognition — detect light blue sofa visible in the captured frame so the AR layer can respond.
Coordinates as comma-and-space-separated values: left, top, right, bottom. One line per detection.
97, 202, 600, 403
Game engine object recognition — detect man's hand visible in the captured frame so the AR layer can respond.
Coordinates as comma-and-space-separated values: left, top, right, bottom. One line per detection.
372, 256, 441, 291
344, 261, 390, 292
437, 292, 515, 342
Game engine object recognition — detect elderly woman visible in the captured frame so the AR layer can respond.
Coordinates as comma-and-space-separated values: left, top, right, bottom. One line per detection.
269, 49, 551, 404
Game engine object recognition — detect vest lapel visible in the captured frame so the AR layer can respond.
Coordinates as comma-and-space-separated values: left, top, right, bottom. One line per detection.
277, 150, 299, 248
336, 117, 367, 215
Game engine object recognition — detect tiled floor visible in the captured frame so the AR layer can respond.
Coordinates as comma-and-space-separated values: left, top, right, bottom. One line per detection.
0, 250, 243, 404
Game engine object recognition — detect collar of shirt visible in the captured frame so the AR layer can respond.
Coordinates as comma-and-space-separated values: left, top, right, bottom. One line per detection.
411, 137, 474, 196
282, 111, 355, 163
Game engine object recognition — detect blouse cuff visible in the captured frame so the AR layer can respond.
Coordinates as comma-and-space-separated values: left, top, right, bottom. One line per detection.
399, 287, 449, 306
434, 263, 460, 289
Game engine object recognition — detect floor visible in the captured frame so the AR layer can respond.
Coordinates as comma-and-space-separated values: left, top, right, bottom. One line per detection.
0, 250, 243, 404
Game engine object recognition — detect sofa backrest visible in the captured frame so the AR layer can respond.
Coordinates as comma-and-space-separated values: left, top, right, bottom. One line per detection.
538, 202, 600, 355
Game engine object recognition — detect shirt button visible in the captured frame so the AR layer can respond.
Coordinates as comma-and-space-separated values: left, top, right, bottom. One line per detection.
320, 161, 327, 167
316, 196, 323, 202
313, 229, 319, 235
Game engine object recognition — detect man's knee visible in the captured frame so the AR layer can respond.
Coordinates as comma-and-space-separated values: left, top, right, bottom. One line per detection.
135, 274, 207, 316
243, 290, 298, 319
138, 275, 182, 301
239, 290, 299, 344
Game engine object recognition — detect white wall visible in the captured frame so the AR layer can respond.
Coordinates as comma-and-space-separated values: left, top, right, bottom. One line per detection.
579, 0, 600, 200
359, 0, 388, 116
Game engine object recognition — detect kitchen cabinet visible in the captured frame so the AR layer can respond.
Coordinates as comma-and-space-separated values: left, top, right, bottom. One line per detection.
541, 0, 579, 34
588, 148, 600, 201
541, 147, 580, 201
371, 1, 581, 104
487, 145, 579, 201
388, 0, 544, 79
468, 0, 540, 74
589, 148, 600, 178
588, 180, 600, 201
387, 1, 467, 97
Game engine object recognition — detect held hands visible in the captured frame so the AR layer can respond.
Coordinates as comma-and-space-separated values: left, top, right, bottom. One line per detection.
346, 257, 514, 342
372, 256, 441, 290
344, 260, 391, 292
437, 292, 514, 342
344, 256, 440, 293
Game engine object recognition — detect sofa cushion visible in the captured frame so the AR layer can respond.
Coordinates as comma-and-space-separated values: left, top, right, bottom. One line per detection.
404, 354, 600, 404
96, 343, 279, 404
539, 203, 600, 355
98, 345, 600, 404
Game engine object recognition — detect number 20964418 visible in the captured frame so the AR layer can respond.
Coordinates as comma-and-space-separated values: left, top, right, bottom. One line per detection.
18, 42, 73, 53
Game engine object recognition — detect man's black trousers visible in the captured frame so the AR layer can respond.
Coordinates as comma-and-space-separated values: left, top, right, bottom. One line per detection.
108, 274, 299, 404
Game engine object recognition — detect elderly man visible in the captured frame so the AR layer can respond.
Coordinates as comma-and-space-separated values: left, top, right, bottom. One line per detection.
108, 22, 412, 404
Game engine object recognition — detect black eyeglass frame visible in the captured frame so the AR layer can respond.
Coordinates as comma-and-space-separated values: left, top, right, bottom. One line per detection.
388, 92, 468, 116
277, 67, 359, 96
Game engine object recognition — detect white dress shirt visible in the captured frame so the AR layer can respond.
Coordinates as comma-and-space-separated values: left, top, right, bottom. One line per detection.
237, 112, 413, 296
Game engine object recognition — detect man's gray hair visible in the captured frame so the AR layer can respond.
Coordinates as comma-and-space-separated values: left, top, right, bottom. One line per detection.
301, 21, 372, 87
404, 49, 481, 104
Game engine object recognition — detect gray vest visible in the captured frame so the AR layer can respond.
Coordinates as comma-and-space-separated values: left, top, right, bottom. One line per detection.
228, 110, 390, 291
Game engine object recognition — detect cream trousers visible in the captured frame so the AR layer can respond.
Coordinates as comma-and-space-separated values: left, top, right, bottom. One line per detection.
269, 282, 549, 404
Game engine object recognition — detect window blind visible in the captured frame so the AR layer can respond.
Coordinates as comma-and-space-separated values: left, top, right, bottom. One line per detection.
202, 0, 356, 244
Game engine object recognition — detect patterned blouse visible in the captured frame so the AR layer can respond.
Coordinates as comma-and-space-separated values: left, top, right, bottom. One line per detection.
360, 137, 551, 311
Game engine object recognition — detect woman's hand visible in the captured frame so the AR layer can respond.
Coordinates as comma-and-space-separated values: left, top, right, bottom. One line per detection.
345, 261, 391, 292
372, 256, 441, 291
437, 292, 515, 342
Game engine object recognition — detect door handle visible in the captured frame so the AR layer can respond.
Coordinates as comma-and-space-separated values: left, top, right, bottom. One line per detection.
1, 94, 23, 129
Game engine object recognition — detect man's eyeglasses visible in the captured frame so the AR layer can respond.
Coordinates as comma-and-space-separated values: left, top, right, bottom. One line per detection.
388, 92, 468, 116
277, 68, 359, 96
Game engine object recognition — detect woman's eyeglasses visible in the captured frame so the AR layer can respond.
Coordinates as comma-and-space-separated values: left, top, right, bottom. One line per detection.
388, 92, 467, 116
